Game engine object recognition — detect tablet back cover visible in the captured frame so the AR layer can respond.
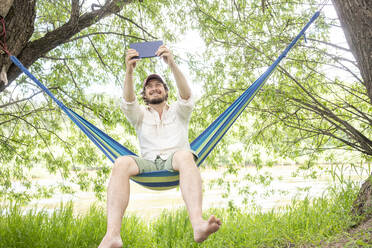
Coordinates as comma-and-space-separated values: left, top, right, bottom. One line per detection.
129, 41, 163, 58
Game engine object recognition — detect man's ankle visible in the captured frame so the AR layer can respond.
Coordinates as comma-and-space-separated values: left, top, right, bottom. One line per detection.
105, 230, 121, 238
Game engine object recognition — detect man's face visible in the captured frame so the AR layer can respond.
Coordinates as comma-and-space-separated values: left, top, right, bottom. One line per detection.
144, 79, 168, 105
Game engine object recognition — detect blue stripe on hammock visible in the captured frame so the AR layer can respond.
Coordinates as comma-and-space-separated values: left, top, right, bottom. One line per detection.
130, 179, 180, 188
134, 170, 179, 177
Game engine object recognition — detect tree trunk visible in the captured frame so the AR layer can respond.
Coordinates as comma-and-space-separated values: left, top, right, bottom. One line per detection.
331, 0, 372, 220
352, 174, 372, 220
0, 0, 36, 88
331, 0, 372, 105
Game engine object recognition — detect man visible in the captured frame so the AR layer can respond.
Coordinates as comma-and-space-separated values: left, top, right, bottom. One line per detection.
98, 45, 221, 248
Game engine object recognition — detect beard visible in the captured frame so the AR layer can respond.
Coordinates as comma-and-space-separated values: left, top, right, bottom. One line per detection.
148, 96, 166, 104
145, 89, 168, 105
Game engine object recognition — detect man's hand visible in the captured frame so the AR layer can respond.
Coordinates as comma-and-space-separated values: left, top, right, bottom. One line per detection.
156, 45, 191, 100
156, 45, 175, 66
123, 49, 139, 102
125, 49, 140, 74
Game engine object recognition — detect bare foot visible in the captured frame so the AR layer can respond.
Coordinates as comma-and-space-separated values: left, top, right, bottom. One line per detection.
98, 234, 123, 248
193, 215, 222, 243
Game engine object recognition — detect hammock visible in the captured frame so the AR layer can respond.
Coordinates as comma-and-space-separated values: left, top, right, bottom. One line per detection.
9, 11, 320, 190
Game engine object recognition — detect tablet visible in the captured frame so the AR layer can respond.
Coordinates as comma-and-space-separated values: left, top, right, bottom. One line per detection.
129, 41, 163, 58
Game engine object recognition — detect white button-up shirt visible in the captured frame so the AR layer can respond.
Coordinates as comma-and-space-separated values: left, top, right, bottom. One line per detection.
121, 94, 194, 161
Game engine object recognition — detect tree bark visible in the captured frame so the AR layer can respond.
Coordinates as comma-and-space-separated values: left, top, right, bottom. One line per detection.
352, 174, 372, 220
332, 0, 372, 221
331, 0, 372, 105
0, 0, 14, 17
0, 0, 36, 88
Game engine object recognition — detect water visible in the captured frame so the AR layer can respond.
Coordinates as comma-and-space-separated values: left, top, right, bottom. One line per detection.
25, 164, 370, 219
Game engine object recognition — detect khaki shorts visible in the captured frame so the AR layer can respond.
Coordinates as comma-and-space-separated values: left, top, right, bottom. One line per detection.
128, 150, 198, 174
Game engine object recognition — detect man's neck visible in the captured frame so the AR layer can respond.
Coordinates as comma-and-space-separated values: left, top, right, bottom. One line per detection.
148, 101, 167, 119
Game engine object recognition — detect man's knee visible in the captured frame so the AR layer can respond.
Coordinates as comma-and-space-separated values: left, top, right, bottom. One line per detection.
172, 150, 196, 171
113, 156, 139, 176
174, 150, 195, 162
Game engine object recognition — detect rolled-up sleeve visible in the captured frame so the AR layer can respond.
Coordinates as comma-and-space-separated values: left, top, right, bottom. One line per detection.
174, 92, 195, 121
121, 97, 144, 127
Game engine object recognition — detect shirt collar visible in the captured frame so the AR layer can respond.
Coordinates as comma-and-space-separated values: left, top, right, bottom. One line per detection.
146, 103, 169, 112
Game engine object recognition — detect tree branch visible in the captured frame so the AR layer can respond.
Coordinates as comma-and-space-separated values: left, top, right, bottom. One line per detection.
88, 36, 107, 67
70, 0, 80, 24
306, 37, 350, 52
3, 0, 133, 91
0, 86, 58, 109
63, 60, 80, 91
67, 31, 145, 43
114, 13, 157, 40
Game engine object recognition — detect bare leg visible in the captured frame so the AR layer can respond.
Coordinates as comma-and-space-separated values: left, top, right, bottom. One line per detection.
172, 151, 222, 243
98, 156, 139, 248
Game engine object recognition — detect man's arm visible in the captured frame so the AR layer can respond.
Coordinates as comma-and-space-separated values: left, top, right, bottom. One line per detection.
121, 49, 144, 127
123, 49, 140, 102
156, 45, 191, 100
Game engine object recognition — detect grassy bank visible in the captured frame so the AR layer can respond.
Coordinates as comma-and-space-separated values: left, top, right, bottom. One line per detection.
0, 186, 359, 248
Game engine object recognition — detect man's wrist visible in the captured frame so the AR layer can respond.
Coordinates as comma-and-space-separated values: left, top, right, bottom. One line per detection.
126, 69, 134, 76
168, 61, 177, 70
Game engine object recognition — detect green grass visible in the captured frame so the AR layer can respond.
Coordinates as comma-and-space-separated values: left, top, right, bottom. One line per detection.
0, 186, 358, 248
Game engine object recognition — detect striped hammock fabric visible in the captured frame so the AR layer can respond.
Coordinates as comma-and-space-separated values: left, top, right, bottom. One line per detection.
10, 11, 320, 190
